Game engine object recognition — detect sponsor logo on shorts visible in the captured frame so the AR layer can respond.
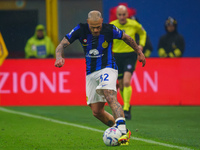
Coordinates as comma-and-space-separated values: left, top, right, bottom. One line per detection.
102, 84, 108, 87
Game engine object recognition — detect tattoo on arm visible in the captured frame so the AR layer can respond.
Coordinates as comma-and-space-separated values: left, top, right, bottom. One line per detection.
122, 33, 141, 55
56, 37, 70, 60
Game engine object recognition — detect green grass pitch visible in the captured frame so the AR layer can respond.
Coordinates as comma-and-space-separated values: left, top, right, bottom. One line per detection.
0, 106, 199, 150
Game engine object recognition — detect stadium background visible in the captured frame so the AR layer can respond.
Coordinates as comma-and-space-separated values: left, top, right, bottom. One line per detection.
0, 0, 200, 106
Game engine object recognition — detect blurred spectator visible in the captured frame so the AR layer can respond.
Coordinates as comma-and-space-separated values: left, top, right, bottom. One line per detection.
158, 17, 185, 57
110, 4, 153, 58
25, 24, 55, 58
110, 5, 146, 120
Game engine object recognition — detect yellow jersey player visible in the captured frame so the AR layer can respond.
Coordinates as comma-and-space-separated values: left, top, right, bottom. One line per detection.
110, 5, 147, 119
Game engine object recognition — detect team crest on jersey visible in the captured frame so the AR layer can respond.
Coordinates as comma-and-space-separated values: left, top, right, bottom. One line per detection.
102, 41, 108, 48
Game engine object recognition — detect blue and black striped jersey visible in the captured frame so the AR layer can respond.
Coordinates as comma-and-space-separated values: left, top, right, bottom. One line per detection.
65, 23, 123, 75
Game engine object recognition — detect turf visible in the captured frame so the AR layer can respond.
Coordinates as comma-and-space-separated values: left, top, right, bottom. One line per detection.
0, 106, 199, 150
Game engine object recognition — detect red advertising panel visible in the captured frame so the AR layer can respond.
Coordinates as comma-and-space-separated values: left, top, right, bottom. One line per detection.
0, 58, 200, 106
0, 59, 86, 106
125, 58, 200, 105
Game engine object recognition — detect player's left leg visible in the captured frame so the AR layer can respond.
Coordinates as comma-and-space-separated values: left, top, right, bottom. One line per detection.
96, 68, 127, 133
102, 89, 131, 145
102, 89, 126, 132
123, 71, 132, 119
95, 68, 131, 145
89, 102, 115, 127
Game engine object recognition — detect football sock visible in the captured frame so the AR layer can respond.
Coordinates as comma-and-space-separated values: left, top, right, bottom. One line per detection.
115, 117, 127, 134
120, 90, 124, 99
112, 123, 117, 127
123, 86, 132, 111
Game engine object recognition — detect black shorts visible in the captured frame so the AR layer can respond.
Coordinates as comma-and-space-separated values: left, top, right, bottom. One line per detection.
114, 52, 137, 79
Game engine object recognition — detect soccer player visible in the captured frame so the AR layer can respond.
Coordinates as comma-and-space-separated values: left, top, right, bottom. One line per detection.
54, 10, 146, 145
110, 5, 147, 120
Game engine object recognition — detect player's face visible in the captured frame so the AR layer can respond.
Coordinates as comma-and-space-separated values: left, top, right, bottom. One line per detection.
87, 18, 103, 36
166, 25, 175, 32
117, 9, 128, 25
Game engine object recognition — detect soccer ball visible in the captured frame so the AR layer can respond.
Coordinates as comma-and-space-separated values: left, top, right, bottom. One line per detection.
103, 127, 122, 146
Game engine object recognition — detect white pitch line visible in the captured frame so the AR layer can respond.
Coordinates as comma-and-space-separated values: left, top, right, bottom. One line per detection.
0, 107, 193, 150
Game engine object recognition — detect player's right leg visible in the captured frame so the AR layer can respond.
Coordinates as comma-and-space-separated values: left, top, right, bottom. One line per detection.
86, 71, 115, 127
123, 71, 132, 120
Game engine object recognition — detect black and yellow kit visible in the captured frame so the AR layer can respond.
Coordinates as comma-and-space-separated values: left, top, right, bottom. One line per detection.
158, 17, 185, 57
158, 31, 185, 57
110, 18, 146, 79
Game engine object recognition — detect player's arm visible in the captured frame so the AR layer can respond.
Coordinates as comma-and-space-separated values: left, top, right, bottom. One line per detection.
122, 32, 146, 67
55, 24, 80, 68
54, 37, 70, 68
137, 24, 147, 51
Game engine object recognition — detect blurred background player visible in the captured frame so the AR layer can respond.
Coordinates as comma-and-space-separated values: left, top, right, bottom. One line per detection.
109, 3, 136, 23
110, 5, 147, 120
54, 10, 146, 145
25, 24, 55, 58
158, 17, 185, 57
109, 3, 153, 58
